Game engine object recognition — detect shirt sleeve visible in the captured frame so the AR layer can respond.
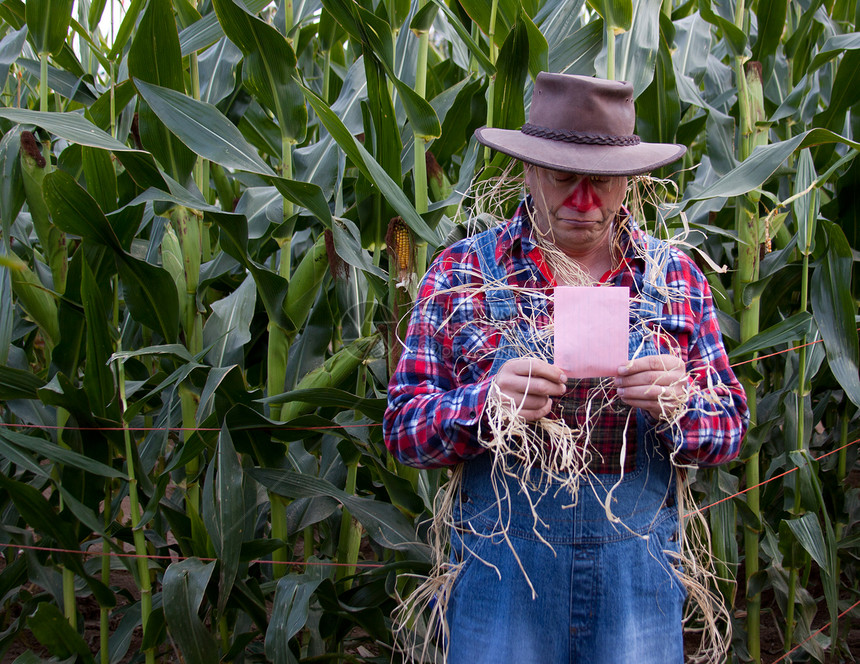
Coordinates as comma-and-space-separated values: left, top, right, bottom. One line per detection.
650, 252, 749, 466
383, 249, 493, 469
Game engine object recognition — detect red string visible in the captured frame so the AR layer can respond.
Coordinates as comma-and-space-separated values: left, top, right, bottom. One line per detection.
0, 421, 382, 432
729, 337, 824, 368
772, 597, 860, 663
0, 330, 855, 435
691, 436, 860, 516
730, 326, 860, 368
0, 541, 385, 569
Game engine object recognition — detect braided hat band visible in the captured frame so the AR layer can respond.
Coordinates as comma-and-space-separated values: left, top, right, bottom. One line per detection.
520, 123, 642, 147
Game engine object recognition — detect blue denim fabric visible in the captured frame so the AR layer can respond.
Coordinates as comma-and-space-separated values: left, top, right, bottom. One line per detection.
444, 230, 685, 663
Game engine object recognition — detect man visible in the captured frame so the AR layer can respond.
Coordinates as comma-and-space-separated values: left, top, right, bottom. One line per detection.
384, 73, 748, 663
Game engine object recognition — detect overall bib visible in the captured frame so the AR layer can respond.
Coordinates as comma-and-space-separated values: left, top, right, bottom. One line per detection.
445, 229, 686, 664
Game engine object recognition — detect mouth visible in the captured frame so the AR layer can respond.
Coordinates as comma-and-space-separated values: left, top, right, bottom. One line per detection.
556, 215, 600, 226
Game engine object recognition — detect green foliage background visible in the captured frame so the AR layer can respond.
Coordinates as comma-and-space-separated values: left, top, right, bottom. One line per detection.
0, 0, 858, 661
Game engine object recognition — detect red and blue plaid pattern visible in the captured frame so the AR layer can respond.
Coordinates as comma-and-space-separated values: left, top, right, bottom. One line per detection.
384, 203, 748, 469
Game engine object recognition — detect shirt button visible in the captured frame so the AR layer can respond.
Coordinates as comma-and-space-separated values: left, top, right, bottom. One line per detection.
469, 410, 477, 418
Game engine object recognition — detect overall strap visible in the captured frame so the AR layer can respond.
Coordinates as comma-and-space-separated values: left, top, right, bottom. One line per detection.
474, 229, 518, 322
635, 235, 670, 322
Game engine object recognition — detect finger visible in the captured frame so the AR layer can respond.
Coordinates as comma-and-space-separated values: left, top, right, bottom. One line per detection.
501, 375, 568, 397
497, 394, 554, 420
519, 400, 555, 421
504, 358, 567, 384
615, 371, 686, 388
617, 354, 684, 376
618, 383, 682, 401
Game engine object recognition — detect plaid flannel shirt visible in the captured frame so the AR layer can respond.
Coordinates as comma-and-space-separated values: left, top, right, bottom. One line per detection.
384, 202, 748, 469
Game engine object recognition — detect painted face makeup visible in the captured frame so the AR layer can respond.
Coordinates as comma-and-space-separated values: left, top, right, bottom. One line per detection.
561, 177, 602, 212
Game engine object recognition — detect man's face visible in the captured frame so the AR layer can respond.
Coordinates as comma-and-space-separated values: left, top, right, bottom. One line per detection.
524, 166, 627, 260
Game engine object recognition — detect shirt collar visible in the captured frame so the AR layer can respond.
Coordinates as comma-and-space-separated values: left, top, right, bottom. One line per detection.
493, 198, 649, 265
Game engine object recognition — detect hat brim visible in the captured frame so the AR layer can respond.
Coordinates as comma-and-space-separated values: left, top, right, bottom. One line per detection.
474, 127, 686, 176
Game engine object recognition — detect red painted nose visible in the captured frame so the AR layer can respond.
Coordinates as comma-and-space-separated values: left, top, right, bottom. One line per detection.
562, 177, 602, 212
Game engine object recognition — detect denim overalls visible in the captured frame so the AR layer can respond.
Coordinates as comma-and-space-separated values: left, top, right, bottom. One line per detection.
445, 229, 686, 664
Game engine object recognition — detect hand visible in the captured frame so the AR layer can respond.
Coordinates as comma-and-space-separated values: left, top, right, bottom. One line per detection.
492, 358, 567, 421
615, 354, 688, 421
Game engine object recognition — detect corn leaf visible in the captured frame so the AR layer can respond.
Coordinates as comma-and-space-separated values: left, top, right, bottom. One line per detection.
213, 424, 245, 614
728, 312, 816, 360
179, 0, 271, 56
0, 473, 115, 606
26, 603, 94, 663
784, 512, 828, 571
685, 129, 860, 202
810, 220, 860, 407
752, 0, 788, 63
134, 79, 275, 176
0, 108, 134, 152
81, 146, 118, 214
127, 0, 196, 182
0, 129, 24, 227
812, 49, 860, 134
80, 257, 116, 419
589, 0, 632, 31
302, 85, 440, 246
107, 0, 145, 60
793, 149, 819, 255
249, 467, 430, 560
116, 254, 180, 344
24, 0, 73, 55
0, 364, 45, 400
0, 428, 125, 478
265, 571, 328, 664
427, 0, 494, 73
0, 25, 27, 89
492, 16, 529, 131
162, 559, 219, 664
16, 58, 98, 106
203, 273, 256, 368
807, 32, 860, 73
211, 0, 307, 143
0, 261, 13, 364
610, 0, 662, 95
205, 209, 290, 329
43, 170, 121, 250
198, 37, 242, 106
635, 14, 680, 146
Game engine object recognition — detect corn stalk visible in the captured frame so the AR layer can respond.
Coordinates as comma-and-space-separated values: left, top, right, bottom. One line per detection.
733, 54, 768, 664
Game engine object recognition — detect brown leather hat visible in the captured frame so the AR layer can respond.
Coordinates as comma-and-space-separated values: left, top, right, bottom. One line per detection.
474, 73, 686, 176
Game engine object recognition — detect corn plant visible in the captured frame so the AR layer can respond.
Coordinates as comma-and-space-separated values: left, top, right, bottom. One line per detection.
0, 0, 858, 662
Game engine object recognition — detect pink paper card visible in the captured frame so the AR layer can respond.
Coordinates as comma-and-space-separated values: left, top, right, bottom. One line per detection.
553, 286, 629, 378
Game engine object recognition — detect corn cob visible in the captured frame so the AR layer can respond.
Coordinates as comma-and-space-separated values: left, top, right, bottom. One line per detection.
172, 206, 202, 352
284, 234, 328, 330
386, 217, 414, 275
20, 131, 67, 294
9, 257, 60, 348
426, 150, 453, 202
161, 225, 188, 330
324, 229, 347, 282
280, 334, 380, 421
